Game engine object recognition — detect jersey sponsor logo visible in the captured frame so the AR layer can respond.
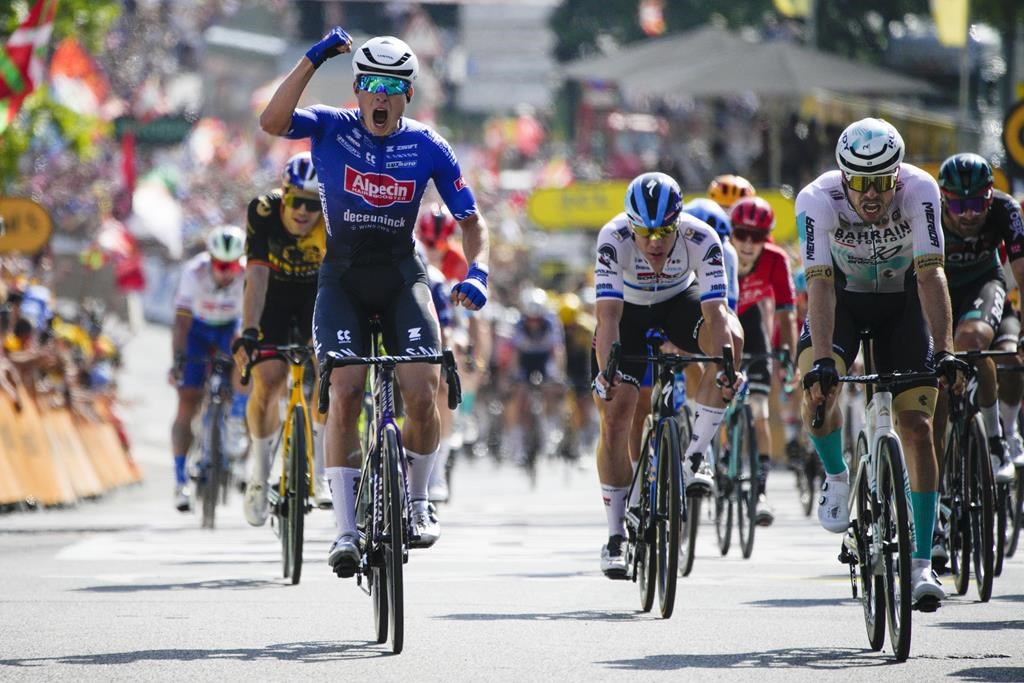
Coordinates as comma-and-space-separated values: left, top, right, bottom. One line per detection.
336, 134, 360, 156
1010, 207, 1024, 239
405, 345, 440, 356
806, 265, 833, 281
923, 201, 940, 248
387, 143, 417, 152
612, 225, 631, 242
833, 223, 911, 247
386, 160, 417, 169
256, 195, 273, 217
709, 283, 726, 292
598, 244, 618, 267
341, 209, 405, 230
703, 244, 723, 266
803, 215, 816, 258
454, 176, 467, 192
408, 327, 422, 341
683, 227, 707, 244
829, 190, 845, 201
914, 253, 944, 271
945, 247, 995, 264
873, 245, 902, 260
596, 283, 614, 291
344, 166, 416, 208
337, 329, 352, 344
595, 268, 614, 276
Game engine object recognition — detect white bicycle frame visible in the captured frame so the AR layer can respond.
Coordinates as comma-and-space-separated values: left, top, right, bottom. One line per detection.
845, 387, 916, 574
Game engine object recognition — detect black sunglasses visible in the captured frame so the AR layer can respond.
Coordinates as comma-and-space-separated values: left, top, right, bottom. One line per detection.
285, 194, 322, 212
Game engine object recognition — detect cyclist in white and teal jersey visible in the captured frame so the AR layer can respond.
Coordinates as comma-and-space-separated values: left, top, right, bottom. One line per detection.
797, 118, 968, 609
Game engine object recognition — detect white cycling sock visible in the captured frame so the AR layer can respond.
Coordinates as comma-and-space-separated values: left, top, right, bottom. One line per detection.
981, 401, 1003, 439
429, 437, 451, 488
999, 400, 1021, 439
683, 403, 726, 467
407, 445, 438, 503
601, 484, 628, 538
249, 434, 275, 483
327, 466, 360, 537
312, 422, 325, 479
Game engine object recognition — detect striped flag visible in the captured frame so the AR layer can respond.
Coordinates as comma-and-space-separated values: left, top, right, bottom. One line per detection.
0, 0, 60, 132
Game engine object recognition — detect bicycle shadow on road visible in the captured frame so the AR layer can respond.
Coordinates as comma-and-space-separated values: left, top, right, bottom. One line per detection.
435, 609, 643, 622
949, 666, 1024, 682
0, 641, 388, 667
598, 647, 891, 671
72, 578, 287, 593
744, 597, 858, 608
932, 620, 1024, 631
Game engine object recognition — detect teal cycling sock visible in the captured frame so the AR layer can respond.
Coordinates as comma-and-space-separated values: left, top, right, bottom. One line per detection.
910, 490, 938, 560
808, 429, 846, 475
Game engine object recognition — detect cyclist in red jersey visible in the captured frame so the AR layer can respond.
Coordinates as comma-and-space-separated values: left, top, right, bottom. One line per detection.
417, 203, 469, 282
731, 196, 798, 525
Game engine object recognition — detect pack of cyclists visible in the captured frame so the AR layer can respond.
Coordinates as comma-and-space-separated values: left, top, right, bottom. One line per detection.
165, 27, 1024, 625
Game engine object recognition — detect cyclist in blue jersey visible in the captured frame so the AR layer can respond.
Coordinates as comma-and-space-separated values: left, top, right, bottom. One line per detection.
259, 28, 490, 578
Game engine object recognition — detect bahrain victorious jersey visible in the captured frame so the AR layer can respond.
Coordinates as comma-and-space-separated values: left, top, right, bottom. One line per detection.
286, 106, 477, 261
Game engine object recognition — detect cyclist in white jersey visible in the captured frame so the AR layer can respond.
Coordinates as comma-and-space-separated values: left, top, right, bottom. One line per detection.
591, 172, 743, 578
797, 118, 968, 610
169, 226, 246, 511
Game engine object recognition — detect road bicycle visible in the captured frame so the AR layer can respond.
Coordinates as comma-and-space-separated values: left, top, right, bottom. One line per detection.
995, 363, 1024, 566
939, 349, 1011, 600
712, 352, 772, 560
605, 330, 731, 618
186, 351, 235, 529
828, 331, 939, 662
242, 342, 318, 585
319, 319, 461, 654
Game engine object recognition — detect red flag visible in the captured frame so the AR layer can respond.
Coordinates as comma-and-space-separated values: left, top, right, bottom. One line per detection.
0, 0, 60, 132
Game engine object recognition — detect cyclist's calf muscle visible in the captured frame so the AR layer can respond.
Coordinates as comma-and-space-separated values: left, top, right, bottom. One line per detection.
248, 360, 290, 439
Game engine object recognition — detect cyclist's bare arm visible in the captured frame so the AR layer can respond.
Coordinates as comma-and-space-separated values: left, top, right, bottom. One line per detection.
458, 213, 489, 270
806, 277, 836, 402
259, 60, 317, 136
916, 266, 954, 354
594, 299, 623, 379
172, 309, 191, 359
241, 264, 270, 331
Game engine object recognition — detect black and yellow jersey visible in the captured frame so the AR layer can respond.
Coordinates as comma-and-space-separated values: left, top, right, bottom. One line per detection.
246, 189, 326, 286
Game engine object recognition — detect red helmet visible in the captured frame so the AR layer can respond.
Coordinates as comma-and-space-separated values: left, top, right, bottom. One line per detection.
416, 203, 457, 247
729, 196, 775, 232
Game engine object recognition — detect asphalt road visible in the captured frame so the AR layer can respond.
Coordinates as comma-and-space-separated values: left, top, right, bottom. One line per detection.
1, 324, 1023, 681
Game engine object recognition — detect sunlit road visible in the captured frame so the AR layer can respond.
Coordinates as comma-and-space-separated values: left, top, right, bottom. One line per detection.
2, 324, 1023, 681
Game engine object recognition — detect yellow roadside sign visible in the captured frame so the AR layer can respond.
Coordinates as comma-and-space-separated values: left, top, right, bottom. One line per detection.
0, 197, 53, 254
1003, 100, 1024, 177
526, 181, 629, 231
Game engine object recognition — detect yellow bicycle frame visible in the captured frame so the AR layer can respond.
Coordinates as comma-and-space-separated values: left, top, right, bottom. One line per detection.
278, 358, 316, 499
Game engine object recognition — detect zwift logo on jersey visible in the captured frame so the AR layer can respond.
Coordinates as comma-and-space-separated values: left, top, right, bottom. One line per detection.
344, 166, 416, 208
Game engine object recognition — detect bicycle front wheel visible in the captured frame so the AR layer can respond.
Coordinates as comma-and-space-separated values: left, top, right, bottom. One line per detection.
995, 481, 1009, 576
945, 422, 970, 595
878, 436, 913, 662
735, 406, 757, 560
383, 425, 405, 654
201, 403, 225, 530
636, 428, 657, 613
967, 414, 994, 602
676, 414, 698, 578
713, 418, 733, 556
853, 432, 884, 651
656, 418, 682, 619
286, 405, 308, 585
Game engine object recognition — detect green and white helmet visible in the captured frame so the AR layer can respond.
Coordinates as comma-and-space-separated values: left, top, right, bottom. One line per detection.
835, 118, 905, 176
206, 225, 246, 262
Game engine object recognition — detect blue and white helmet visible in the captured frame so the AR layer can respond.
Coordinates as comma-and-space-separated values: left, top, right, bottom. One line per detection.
683, 197, 731, 239
283, 151, 318, 192
624, 172, 683, 229
835, 118, 905, 176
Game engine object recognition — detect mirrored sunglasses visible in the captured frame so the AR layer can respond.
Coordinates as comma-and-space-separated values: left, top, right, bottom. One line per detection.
356, 74, 411, 96
211, 259, 242, 275
630, 222, 677, 240
844, 172, 898, 193
732, 228, 769, 244
944, 194, 992, 216
284, 193, 322, 212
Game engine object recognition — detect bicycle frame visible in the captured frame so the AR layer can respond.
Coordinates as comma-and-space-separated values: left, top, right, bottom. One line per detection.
277, 350, 316, 499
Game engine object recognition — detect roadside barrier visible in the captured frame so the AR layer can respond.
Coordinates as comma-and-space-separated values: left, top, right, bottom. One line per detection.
0, 382, 143, 510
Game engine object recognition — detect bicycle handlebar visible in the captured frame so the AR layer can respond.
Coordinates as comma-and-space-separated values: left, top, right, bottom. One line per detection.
239, 344, 315, 386
317, 349, 461, 415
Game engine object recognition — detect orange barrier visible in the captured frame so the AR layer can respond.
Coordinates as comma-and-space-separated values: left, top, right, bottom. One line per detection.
74, 413, 126, 490
0, 392, 31, 505
6, 385, 78, 506
38, 403, 106, 499
95, 399, 143, 485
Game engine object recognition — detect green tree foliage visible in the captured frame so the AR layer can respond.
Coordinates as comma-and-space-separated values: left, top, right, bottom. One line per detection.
0, 0, 121, 188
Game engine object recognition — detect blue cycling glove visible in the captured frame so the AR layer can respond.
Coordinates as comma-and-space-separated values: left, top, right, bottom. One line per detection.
305, 26, 352, 69
452, 263, 488, 309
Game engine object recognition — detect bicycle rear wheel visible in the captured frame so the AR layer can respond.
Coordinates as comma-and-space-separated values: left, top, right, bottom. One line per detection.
286, 406, 308, 585
677, 415, 699, 577
656, 418, 682, 619
382, 425, 405, 654
735, 406, 757, 560
201, 403, 225, 530
967, 414, 994, 602
853, 434, 884, 652
878, 436, 913, 662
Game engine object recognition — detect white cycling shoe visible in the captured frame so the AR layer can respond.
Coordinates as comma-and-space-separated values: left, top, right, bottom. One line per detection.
313, 475, 333, 509
410, 501, 440, 548
817, 474, 850, 533
683, 458, 714, 493
910, 558, 944, 611
1009, 433, 1024, 467
992, 453, 1016, 485
601, 534, 628, 579
328, 533, 361, 578
243, 480, 269, 527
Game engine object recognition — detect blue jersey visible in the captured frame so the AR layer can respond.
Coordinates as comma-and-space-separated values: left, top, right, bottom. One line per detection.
286, 106, 478, 261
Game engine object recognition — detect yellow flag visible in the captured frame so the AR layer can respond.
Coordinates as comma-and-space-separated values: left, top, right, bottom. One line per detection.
930, 0, 968, 47
774, 0, 810, 19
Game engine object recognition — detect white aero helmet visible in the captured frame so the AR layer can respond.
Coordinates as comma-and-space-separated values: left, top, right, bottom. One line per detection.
352, 36, 419, 82
207, 225, 246, 262
835, 117, 905, 176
